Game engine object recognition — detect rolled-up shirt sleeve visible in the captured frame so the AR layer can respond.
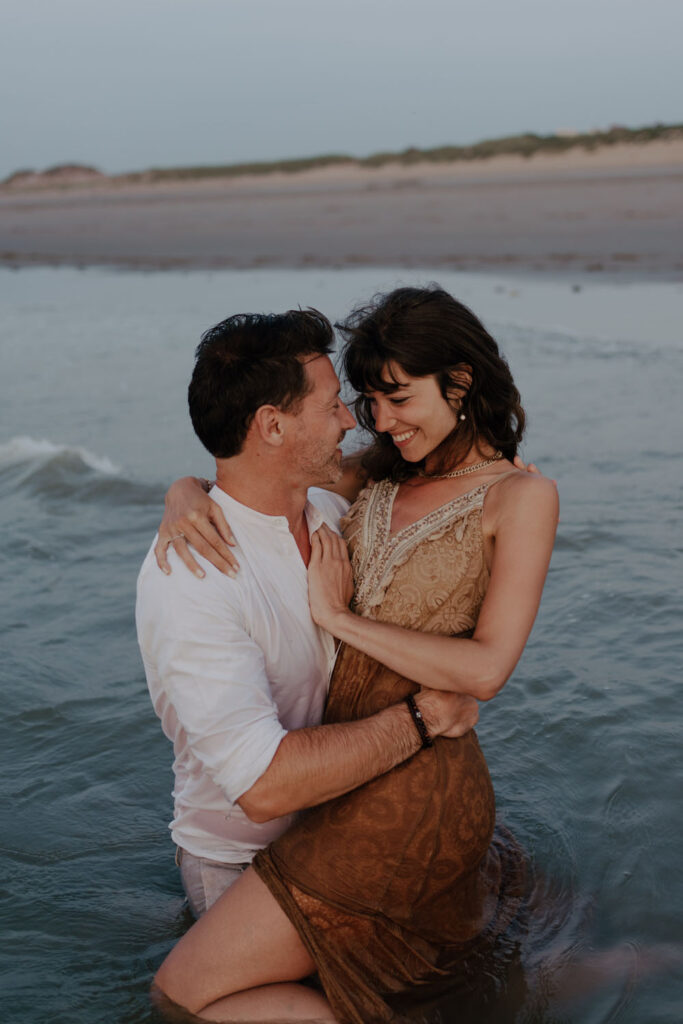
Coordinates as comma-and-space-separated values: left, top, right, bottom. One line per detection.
151, 570, 288, 805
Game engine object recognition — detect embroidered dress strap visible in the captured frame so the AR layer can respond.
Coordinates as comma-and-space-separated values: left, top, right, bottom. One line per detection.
480, 468, 520, 498
388, 469, 521, 541
347, 482, 392, 610
388, 480, 491, 541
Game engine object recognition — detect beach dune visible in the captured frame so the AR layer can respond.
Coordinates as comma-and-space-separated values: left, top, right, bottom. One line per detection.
2, 140, 682, 277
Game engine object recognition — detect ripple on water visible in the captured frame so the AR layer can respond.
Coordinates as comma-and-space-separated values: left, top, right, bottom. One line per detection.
2, 271, 683, 1023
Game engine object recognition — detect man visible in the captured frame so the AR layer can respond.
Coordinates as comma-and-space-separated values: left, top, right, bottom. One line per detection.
136, 308, 478, 918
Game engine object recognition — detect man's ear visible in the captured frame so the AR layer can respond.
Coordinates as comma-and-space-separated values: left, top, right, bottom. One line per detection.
251, 404, 286, 447
446, 363, 473, 403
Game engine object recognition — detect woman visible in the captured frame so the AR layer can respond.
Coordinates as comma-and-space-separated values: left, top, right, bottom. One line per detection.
153, 286, 559, 1022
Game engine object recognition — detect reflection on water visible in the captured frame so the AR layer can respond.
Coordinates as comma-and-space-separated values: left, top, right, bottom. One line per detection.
1, 267, 682, 1023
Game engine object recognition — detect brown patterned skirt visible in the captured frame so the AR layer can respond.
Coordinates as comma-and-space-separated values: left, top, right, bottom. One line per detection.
253, 646, 525, 1023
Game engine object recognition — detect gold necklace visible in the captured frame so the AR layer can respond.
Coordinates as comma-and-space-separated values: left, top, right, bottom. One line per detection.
419, 451, 503, 480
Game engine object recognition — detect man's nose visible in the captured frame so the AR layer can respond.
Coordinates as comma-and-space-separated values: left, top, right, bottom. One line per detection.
341, 403, 356, 430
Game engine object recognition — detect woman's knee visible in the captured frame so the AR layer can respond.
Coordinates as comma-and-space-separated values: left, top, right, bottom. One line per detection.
150, 978, 206, 1022
153, 963, 198, 1017
152, 868, 317, 1013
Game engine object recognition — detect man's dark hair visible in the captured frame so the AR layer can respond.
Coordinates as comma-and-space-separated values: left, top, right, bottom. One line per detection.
188, 309, 334, 457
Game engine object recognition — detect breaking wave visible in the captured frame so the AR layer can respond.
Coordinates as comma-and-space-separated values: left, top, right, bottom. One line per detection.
0, 436, 163, 506
0, 436, 121, 476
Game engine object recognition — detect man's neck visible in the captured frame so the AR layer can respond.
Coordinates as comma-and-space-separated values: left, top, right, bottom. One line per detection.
215, 455, 309, 537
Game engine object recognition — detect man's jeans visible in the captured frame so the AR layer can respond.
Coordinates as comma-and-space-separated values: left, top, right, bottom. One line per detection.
177, 848, 249, 918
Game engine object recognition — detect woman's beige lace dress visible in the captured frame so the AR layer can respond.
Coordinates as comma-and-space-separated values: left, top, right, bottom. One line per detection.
254, 479, 525, 1023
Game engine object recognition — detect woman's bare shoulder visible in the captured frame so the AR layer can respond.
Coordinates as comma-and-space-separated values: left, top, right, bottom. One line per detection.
484, 467, 559, 526
497, 467, 557, 495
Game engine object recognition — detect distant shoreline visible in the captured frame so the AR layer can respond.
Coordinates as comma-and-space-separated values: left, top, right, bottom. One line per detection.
2, 131, 682, 279
3, 122, 682, 191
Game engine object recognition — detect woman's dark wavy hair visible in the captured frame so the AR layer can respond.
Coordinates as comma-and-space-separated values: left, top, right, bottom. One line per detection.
339, 285, 525, 483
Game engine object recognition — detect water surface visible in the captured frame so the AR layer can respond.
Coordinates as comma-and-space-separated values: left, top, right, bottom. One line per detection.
1, 267, 682, 1023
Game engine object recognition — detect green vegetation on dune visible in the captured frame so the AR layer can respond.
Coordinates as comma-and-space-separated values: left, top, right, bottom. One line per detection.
120, 123, 683, 183
3, 123, 682, 187
363, 122, 683, 166
124, 153, 355, 183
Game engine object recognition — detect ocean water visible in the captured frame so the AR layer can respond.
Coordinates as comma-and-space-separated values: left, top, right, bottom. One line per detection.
1, 266, 682, 1023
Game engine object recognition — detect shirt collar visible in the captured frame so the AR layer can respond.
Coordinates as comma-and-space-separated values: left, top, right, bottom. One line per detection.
304, 499, 326, 537
210, 484, 324, 539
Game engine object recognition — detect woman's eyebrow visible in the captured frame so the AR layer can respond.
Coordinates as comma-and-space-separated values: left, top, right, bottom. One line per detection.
372, 378, 412, 392
366, 383, 410, 397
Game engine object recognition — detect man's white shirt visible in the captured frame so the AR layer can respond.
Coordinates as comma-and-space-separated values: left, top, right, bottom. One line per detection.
136, 485, 349, 863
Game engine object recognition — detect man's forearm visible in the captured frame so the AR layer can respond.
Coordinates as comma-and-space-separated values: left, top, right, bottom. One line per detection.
237, 691, 465, 823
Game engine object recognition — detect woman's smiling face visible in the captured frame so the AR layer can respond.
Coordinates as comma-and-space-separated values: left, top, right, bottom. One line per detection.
366, 363, 461, 464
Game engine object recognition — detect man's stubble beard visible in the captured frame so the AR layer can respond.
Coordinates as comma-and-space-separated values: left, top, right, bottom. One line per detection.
294, 432, 345, 488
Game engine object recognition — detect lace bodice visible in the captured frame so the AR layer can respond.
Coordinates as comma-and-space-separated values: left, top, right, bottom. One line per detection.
340, 478, 494, 635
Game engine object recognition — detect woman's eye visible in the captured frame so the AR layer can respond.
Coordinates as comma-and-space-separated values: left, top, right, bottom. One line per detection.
389, 397, 408, 405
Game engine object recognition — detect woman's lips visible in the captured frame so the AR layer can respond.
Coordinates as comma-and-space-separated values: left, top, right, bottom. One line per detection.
391, 429, 417, 447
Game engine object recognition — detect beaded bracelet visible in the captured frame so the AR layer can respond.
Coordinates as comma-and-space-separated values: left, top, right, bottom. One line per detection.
405, 694, 433, 749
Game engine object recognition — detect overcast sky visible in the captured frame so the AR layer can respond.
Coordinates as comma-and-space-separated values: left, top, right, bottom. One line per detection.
2, 0, 682, 179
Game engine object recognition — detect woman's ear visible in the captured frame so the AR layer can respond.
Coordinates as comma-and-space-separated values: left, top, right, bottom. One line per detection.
446, 364, 473, 403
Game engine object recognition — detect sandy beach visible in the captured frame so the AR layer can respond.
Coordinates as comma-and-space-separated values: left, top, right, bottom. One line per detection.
2, 140, 682, 277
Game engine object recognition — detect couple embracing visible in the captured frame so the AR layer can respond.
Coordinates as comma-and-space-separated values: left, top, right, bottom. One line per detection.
136, 285, 558, 1022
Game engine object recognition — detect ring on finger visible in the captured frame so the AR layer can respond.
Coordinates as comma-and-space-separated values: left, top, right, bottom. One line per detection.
166, 532, 185, 545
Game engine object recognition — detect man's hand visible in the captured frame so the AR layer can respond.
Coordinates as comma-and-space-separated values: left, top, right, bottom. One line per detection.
416, 688, 479, 739
513, 454, 557, 489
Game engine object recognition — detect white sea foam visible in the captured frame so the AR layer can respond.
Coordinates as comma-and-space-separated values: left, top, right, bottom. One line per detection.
0, 436, 121, 476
